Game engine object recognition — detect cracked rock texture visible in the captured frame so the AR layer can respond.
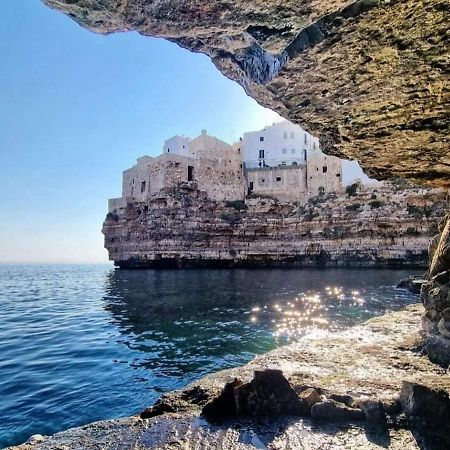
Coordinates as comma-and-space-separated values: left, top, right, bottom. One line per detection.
42, 0, 450, 186
421, 213, 450, 367
102, 181, 446, 268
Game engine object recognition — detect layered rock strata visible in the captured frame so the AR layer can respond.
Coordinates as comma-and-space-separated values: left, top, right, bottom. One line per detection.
42, 0, 450, 186
9, 305, 450, 449
421, 213, 450, 367
103, 181, 446, 268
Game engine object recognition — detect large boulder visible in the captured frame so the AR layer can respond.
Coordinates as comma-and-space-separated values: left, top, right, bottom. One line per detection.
201, 369, 306, 420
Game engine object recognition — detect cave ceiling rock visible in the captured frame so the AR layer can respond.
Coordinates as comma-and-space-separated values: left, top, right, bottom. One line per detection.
42, 0, 450, 186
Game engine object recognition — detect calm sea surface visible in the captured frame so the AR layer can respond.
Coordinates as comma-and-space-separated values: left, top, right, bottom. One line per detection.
0, 264, 422, 448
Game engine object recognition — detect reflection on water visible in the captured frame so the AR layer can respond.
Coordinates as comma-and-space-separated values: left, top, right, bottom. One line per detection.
103, 268, 419, 371
0, 265, 421, 448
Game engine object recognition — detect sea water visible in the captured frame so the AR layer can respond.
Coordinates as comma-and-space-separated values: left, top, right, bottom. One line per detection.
0, 264, 422, 448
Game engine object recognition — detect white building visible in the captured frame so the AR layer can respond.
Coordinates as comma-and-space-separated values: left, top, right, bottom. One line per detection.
242, 121, 321, 168
163, 135, 191, 156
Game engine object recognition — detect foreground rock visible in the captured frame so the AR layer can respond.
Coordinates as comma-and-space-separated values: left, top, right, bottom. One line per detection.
42, 0, 450, 186
421, 214, 450, 368
9, 304, 450, 449
103, 181, 446, 268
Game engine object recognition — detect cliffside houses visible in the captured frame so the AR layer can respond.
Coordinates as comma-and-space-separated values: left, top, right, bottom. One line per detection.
108, 122, 343, 213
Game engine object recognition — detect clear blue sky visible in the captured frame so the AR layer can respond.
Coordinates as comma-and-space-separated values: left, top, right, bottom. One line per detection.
0, 0, 285, 263
0, 0, 370, 263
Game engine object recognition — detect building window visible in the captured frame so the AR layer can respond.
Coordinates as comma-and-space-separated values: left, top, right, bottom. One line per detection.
323, 166, 328, 173
141, 181, 146, 193
132, 179, 135, 185
282, 148, 287, 154
260, 136, 264, 142
291, 148, 295, 154
313, 141, 316, 150
261, 178, 265, 183
188, 165, 194, 181
303, 149, 307, 160
336, 173, 341, 177
290, 132, 294, 139
292, 161, 298, 166
304, 134, 308, 144
259, 149, 265, 159
276, 177, 282, 182
283, 132, 288, 139
167, 148, 170, 153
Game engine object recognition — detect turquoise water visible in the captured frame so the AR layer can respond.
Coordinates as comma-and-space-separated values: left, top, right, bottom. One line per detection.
0, 264, 421, 448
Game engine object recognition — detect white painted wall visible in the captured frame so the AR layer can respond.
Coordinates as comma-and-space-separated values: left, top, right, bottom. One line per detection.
242, 121, 321, 168
163, 135, 191, 156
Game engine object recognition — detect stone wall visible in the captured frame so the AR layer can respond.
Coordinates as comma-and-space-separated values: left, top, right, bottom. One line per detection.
246, 152, 342, 202
307, 153, 343, 196
247, 165, 308, 202
122, 155, 155, 203
111, 137, 245, 213
193, 136, 245, 202
103, 182, 447, 268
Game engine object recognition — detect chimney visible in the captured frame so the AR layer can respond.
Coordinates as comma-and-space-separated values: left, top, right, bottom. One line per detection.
201, 129, 207, 136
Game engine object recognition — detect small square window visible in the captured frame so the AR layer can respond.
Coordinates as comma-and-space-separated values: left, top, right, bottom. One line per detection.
276, 177, 282, 181
282, 148, 287, 154
291, 148, 295, 154
260, 136, 264, 142
261, 178, 265, 183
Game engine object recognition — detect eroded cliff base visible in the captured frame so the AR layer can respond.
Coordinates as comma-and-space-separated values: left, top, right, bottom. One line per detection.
10, 304, 450, 449
103, 181, 446, 269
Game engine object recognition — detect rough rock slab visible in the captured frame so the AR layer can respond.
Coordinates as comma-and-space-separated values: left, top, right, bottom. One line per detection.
41, 0, 450, 186
8, 304, 450, 449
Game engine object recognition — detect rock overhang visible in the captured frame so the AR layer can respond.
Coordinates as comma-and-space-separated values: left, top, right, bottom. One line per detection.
42, 0, 449, 187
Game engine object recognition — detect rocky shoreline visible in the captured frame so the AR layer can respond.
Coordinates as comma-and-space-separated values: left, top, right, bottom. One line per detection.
10, 303, 450, 449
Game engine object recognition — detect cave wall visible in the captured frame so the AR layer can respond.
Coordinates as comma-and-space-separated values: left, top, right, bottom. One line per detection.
42, 0, 449, 186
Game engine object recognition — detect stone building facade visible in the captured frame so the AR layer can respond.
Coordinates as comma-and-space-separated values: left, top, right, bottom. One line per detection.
108, 131, 245, 212
246, 152, 342, 202
108, 126, 344, 213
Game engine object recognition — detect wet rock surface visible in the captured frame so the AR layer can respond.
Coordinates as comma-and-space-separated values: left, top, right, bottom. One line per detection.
9, 304, 450, 449
41, 0, 450, 186
397, 276, 426, 295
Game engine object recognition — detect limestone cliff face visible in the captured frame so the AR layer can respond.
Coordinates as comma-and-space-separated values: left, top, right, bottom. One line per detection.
102, 182, 447, 268
43, 0, 449, 186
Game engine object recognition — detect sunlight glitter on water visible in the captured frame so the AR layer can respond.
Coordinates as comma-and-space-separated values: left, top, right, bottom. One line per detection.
250, 286, 368, 340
